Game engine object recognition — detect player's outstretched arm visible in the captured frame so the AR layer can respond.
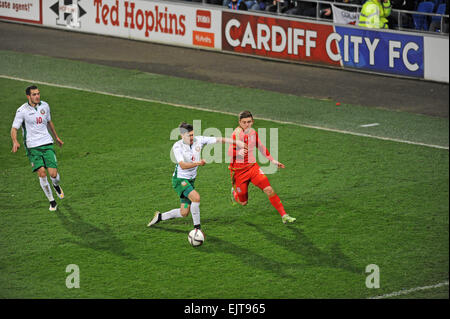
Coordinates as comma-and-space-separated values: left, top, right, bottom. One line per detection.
216, 137, 247, 149
178, 160, 206, 169
47, 121, 64, 147
271, 160, 285, 169
10, 127, 21, 153
255, 133, 285, 169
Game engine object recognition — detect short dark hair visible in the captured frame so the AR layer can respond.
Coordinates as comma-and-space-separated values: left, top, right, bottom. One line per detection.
179, 122, 193, 135
239, 110, 253, 120
26, 85, 38, 96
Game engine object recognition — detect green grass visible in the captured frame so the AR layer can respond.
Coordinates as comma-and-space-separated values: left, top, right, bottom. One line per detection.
0, 74, 448, 299
0, 50, 448, 148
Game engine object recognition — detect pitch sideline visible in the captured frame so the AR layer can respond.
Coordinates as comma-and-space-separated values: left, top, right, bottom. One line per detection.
368, 280, 449, 299
1, 74, 448, 151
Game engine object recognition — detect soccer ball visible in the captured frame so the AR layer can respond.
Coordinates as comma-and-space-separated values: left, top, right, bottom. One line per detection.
188, 228, 205, 247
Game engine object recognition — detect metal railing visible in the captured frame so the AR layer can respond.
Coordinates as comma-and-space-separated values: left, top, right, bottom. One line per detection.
161, 0, 449, 34
391, 6, 449, 33
274, 0, 449, 34
277, 0, 362, 21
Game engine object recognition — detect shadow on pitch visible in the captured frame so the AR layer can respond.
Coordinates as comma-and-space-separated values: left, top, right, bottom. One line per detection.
244, 222, 361, 274
153, 225, 295, 279
56, 203, 135, 260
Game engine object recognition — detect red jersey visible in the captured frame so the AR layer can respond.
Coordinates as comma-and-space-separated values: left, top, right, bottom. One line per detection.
228, 127, 274, 170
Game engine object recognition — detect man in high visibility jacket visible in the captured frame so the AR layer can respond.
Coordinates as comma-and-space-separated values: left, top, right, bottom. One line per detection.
358, 0, 392, 29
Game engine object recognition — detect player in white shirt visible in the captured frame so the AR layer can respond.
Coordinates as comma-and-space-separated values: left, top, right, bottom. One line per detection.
147, 122, 246, 230
11, 86, 65, 212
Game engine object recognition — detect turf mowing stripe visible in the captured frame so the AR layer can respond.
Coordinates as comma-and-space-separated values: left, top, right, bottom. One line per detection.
368, 281, 449, 299
1, 74, 448, 151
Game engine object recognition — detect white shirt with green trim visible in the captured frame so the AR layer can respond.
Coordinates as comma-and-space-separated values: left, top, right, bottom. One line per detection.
172, 136, 217, 180
12, 101, 53, 148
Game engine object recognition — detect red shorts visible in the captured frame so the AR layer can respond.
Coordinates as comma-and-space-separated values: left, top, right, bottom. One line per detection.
229, 164, 271, 203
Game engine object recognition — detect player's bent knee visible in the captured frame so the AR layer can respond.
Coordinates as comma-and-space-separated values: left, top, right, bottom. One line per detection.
48, 170, 58, 178
180, 208, 190, 217
36, 168, 46, 178
263, 186, 274, 196
240, 201, 248, 206
189, 192, 200, 203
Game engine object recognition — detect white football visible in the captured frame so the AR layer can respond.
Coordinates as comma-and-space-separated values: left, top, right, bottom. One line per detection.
188, 228, 205, 247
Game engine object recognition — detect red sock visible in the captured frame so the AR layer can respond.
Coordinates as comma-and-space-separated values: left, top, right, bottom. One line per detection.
269, 194, 286, 217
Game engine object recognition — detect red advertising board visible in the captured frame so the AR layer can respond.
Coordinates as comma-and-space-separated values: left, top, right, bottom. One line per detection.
193, 30, 215, 48
196, 9, 211, 29
222, 11, 340, 66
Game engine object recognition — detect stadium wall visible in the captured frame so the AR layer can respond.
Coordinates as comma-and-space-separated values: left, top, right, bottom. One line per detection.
1, 0, 448, 83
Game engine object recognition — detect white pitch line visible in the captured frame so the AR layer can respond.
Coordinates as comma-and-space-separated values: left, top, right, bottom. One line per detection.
1, 74, 448, 151
360, 123, 380, 128
368, 280, 449, 299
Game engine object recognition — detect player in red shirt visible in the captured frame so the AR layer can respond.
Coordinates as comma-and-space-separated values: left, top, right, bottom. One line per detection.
228, 111, 296, 224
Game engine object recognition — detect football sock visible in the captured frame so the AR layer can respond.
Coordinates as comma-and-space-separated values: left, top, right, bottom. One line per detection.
161, 208, 182, 221
268, 194, 286, 217
39, 176, 54, 202
50, 173, 60, 187
190, 202, 201, 226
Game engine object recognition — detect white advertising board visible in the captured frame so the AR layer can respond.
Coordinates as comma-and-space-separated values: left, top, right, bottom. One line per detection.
0, 0, 42, 24
41, 0, 222, 50
424, 35, 449, 83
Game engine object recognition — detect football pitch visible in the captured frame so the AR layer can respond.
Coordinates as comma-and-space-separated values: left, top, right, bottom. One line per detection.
0, 51, 448, 299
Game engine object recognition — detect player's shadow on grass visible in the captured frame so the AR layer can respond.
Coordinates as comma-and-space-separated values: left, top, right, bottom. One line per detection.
245, 222, 361, 274
153, 225, 295, 279
56, 203, 135, 260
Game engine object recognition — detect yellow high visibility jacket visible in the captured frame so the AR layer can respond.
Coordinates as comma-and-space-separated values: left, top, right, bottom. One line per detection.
358, 0, 391, 29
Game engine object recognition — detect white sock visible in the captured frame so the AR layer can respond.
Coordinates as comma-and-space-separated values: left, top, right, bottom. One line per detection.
190, 202, 200, 226
39, 176, 54, 201
50, 173, 60, 186
161, 208, 182, 221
